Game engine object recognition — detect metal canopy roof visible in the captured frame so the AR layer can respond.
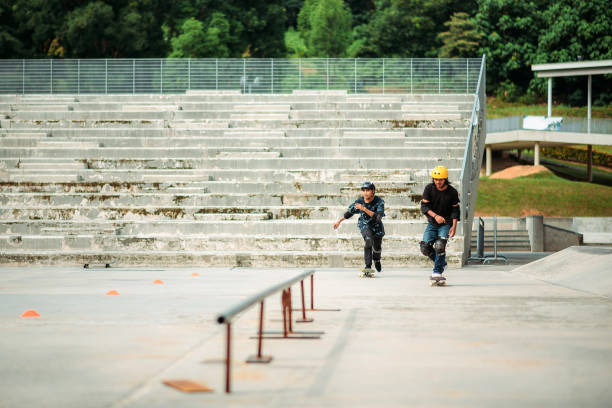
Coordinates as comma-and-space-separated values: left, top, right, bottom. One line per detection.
532, 60, 612, 77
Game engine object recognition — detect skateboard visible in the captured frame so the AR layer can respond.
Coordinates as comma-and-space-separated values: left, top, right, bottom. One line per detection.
359, 268, 375, 278
84, 259, 117, 269
429, 276, 446, 286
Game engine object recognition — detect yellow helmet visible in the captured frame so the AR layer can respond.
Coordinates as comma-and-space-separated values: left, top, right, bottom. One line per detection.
431, 165, 449, 179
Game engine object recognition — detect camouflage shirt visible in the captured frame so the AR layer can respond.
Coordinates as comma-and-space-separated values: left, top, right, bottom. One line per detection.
345, 196, 385, 237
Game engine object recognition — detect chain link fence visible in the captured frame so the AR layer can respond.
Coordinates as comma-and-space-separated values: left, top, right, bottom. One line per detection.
0, 58, 482, 94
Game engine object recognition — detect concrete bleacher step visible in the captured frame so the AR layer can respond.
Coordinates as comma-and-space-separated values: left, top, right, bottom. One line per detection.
0, 219, 430, 236
0, 180, 416, 194
0, 234, 460, 253
0, 249, 462, 267
0, 192, 422, 207
230, 113, 290, 120
1, 147, 464, 163
0, 136, 466, 149
233, 104, 291, 111
2, 168, 431, 184
0, 205, 423, 222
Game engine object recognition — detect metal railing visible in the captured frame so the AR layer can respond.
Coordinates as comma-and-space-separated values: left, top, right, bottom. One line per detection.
216, 269, 338, 393
0, 58, 482, 94
459, 54, 487, 264
488, 115, 612, 134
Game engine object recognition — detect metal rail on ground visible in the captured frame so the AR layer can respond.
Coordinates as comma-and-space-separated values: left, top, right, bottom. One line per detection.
215, 269, 337, 393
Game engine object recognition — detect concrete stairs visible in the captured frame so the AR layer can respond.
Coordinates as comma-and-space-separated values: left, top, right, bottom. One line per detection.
470, 230, 532, 252
0, 91, 473, 267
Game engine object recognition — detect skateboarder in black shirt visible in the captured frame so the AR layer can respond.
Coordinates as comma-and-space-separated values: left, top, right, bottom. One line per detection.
419, 166, 460, 285
334, 181, 385, 277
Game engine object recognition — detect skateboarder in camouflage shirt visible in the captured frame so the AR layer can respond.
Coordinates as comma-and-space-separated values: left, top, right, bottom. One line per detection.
333, 181, 385, 276
419, 166, 460, 285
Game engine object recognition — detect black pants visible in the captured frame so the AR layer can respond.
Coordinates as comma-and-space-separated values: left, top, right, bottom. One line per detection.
361, 228, 383, 268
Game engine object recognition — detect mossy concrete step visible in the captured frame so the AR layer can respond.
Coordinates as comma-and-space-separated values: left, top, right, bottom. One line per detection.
0, 192, 422, 207
0, 205, 423, 221
0, 180, 417, 194
1, 168, 437, 183
0, 219, 431, 235
0, 234, 462, 253
0, 249, 462, 267
0, 136, 465, 149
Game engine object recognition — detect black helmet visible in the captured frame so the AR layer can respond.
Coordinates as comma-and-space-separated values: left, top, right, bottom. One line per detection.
361, 181, 375, 191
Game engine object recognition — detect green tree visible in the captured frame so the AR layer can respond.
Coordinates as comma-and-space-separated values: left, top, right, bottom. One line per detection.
285, 27, 307, 57
438, 12, 483, 58
12, 0, 67, 57
169, 14, 231, 57
61, 1, 167, 58
351, 0, 478, 58
293, 0, 352, 57
308, 0, 353, 57
64, 1, 115, 57
473, 0, 549, 99
530, 0, 612, 104
0, 0, 23, 57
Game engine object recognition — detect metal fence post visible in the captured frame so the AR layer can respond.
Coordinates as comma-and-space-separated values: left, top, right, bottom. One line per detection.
410, 59, 413, 94
77, 59, 80, 95
271, 59, 274, 94
188, 58, 191, 91
132, 59, 135, 95
243, 59, 246, 93
160, 59, 163, 94
105, 59, 108, 95
466, 59, 469, 94
326, 58, 329, 90
50, 59, 53, 94
438, 59, 441, 94
354, 59, 357, 94
298, 58, 302, 89
22, 59, 25, 94
382, 58, 385, 94
216, 59, 218, 90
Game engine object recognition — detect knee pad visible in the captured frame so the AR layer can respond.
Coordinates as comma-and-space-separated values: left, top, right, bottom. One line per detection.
433, 238, 447, 256
419, 241, 434, 257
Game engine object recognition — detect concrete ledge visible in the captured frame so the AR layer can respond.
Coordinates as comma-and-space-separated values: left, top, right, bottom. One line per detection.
0, 249, 462, 267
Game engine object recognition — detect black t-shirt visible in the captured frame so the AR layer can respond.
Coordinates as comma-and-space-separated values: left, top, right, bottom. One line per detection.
422, 183, 460, 225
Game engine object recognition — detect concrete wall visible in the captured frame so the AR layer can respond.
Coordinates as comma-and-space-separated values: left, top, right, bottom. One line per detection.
543, 224, 583, 252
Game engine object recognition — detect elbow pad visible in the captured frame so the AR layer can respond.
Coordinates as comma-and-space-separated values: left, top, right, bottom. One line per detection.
343, 211, 353, 219
421, 201, 431, 215
451, 205, 460, 220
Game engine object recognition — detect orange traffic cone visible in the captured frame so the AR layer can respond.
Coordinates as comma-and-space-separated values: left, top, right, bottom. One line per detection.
21, 310, 41, 318
106, 290, 120, 296
191, 273, 199, 277
153, 280, 164, 284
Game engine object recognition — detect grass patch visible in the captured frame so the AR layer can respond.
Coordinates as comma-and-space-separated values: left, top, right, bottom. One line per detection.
568, 145, 612, 155
487, 98, 612, 119
476, 171, 612, 217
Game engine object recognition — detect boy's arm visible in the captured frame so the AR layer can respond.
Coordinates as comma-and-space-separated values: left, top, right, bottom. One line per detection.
334, 201, 357, 229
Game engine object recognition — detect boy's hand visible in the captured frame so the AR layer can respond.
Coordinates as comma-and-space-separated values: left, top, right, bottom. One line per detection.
449, 225, 456, 238
434, 214, 446, 224
333, 220, 341, 230
354, 203, 364, 211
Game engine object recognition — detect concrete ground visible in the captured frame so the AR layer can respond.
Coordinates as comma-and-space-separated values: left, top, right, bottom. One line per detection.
1, 260, 611, 407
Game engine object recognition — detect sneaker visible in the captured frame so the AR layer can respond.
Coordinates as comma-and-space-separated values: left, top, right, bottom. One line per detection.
374, 261, 382, 272
431, 272, 443, 279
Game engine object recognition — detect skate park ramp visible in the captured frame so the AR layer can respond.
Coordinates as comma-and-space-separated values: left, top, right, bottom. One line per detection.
512, 246, 612, 297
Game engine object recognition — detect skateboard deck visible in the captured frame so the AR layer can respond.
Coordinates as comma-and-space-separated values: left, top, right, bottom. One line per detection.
84, 260, 117, 269
429, 276, 446, 286
359, 268, 375, 278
